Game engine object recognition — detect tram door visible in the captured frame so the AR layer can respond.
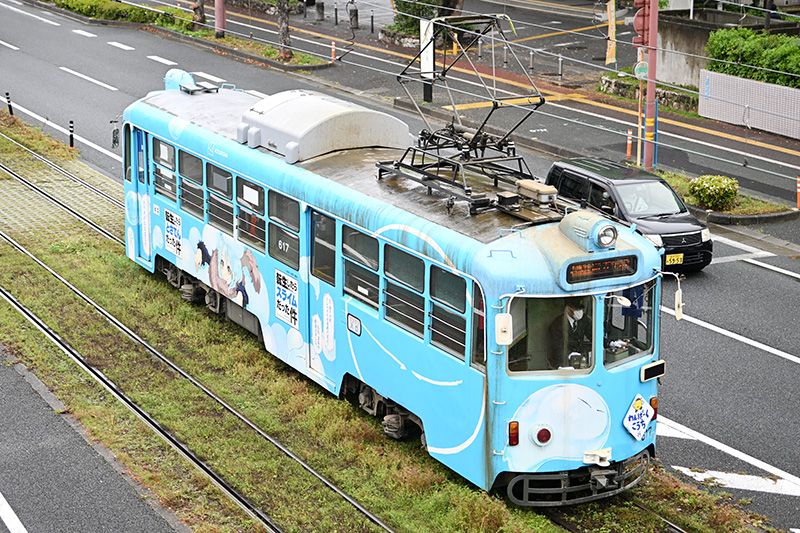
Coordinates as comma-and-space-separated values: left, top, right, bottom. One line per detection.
132, 128, 151, 263
305, 210, 337, 379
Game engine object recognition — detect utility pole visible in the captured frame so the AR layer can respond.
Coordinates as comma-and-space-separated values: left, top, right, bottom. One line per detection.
633, 0, 658, 170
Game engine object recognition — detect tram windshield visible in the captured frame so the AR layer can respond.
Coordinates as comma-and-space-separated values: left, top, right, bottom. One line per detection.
506, 279, 657, 373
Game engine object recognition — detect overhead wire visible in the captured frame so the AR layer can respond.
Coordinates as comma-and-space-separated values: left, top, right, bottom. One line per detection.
114, 0, 800, 188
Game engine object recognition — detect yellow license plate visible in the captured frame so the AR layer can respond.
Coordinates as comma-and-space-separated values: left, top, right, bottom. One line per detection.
666, 253, 684, 265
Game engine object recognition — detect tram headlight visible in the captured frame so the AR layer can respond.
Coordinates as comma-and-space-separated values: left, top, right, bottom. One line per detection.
597, 225, 617, 248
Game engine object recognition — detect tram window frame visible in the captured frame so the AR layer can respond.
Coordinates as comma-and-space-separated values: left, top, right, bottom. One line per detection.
431, 266, 466, 313
269, 222, 300, 270
385, 280, 425, 337
430, 303, 467, 359
268, 190, 300, 232
153, 166, 177, 202
180, 179, 205, 220
123, 125, 132, 182
208, 192, 235, 236
236, 207, 266, 253
237, 177, 265, 215
384, 245, 425, 293
311, 211, 336, 286
507, 296, 595, 373
152, 138, 175, 171
342, 227, 379, 271
471, 284, 486, 372
179, 150, 203, 185
207, 163, 232, 199
342, 226, 379, 309
603, 280, 656, 368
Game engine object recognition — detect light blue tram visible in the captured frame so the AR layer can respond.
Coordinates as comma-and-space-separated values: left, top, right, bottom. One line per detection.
122, 69, 666, 505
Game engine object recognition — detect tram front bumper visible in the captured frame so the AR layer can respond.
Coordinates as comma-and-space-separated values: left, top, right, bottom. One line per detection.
506, 449, 650, 507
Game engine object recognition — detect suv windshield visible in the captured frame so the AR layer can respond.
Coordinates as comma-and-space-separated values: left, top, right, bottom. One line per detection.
615, 181, 685, 217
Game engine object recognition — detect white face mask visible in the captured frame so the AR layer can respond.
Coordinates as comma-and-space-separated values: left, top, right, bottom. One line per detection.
572, 309, 584, 321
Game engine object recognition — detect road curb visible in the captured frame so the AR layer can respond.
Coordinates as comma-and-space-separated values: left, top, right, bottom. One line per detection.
687, 203, 800, 226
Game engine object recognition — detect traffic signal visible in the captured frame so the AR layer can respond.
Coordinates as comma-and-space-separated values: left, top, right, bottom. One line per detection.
633, 0, 650, 47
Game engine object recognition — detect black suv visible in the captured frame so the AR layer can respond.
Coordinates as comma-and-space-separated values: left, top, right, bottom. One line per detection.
545, 158, 712, 271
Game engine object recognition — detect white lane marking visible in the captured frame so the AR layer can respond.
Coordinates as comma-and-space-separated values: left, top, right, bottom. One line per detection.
0, 39, 20, 50
6, 101, 121, 162
59, 67, 118, 91
148, 55, 177, 66
107, 41, 134, 51
193, 71, 226, 83
245, 90, 269, 99
72, 29, 96, 37
0, 490, 28, 533
709, 235, 775, 264
0, 1, 60, 25
673, 466, 800, 497
659, 416, 800, 492
713, 235, 772, 254
743, 258, 800, 281
661, 306, 800, 366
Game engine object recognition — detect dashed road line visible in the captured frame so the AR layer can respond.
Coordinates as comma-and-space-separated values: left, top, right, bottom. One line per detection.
0, 39, 20, 50
59, 67, 118, 91
72, 29, 96, 38
108, 41, 135, 51
148, 55, 177, 66
0, 1, 60, 25
193, 71, 226, 83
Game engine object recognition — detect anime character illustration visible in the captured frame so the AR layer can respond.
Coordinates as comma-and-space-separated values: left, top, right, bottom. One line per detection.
193, 237, 263, 309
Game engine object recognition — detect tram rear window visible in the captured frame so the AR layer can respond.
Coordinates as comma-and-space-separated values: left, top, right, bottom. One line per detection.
567, 256, 637, 283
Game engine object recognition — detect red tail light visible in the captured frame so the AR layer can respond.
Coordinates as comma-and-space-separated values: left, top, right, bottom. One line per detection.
537, 427, 552, 444
508, 421, 519, 446
650, 397, 658, 420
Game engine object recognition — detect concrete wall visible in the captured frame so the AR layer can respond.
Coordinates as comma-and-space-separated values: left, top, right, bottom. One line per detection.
656, 10, 800, 88
698, 69, 800, 140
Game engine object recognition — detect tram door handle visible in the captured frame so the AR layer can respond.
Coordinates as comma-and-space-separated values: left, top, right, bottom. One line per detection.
495, 313, 513, 345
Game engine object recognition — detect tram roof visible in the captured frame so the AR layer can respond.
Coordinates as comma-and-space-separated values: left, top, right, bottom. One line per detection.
140, 87, 551, 244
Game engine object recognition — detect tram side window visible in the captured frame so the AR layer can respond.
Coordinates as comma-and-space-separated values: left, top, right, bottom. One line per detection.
604, 280, 656, 367
267, 191, 300, 270
178, 150, 204, 220
311, 211, 336, 286
152, 139, 177, 201
207, 163, 234, 235
430, 266, 467, 359
269, 190, 300, 232
236, 178, 266, 252
384, 245, 425, 337
342, 226, 379, 308
471, 284, 486, 372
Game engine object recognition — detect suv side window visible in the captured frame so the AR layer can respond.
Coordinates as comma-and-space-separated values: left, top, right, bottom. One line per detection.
588, 182, 617, 216
558, 171, 586, 200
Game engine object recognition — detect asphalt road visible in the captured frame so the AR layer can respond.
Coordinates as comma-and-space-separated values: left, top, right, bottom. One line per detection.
1, 1, 800, 530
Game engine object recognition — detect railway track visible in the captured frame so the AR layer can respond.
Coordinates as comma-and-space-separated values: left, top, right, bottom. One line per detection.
0, 151, 394, 532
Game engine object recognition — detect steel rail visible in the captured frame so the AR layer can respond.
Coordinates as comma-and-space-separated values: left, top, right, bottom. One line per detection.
0, 162, 124, 246
0, 130, 124, 209
0, 279, 283, 533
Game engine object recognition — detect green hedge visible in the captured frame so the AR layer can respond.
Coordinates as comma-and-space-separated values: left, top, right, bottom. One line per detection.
688, 174, 739, 211
705, 27, 800, 88
390, 0, 439, 35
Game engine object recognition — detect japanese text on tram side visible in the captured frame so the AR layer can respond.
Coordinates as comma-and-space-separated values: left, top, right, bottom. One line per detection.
165, 209, 182, 258
275, 270, 299, 328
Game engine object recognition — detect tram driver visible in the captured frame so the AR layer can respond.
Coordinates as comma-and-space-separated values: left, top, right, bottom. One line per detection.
547, 297, 592, 369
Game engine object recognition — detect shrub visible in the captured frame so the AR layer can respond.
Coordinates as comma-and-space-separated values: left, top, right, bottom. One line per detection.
390, 0, 439, 36
706, 28, 800, 89
689, 174, 739, 211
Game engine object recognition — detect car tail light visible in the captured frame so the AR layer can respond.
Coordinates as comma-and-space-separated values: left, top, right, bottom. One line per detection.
650, 397, 658, 420
509, 421, 519, 446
